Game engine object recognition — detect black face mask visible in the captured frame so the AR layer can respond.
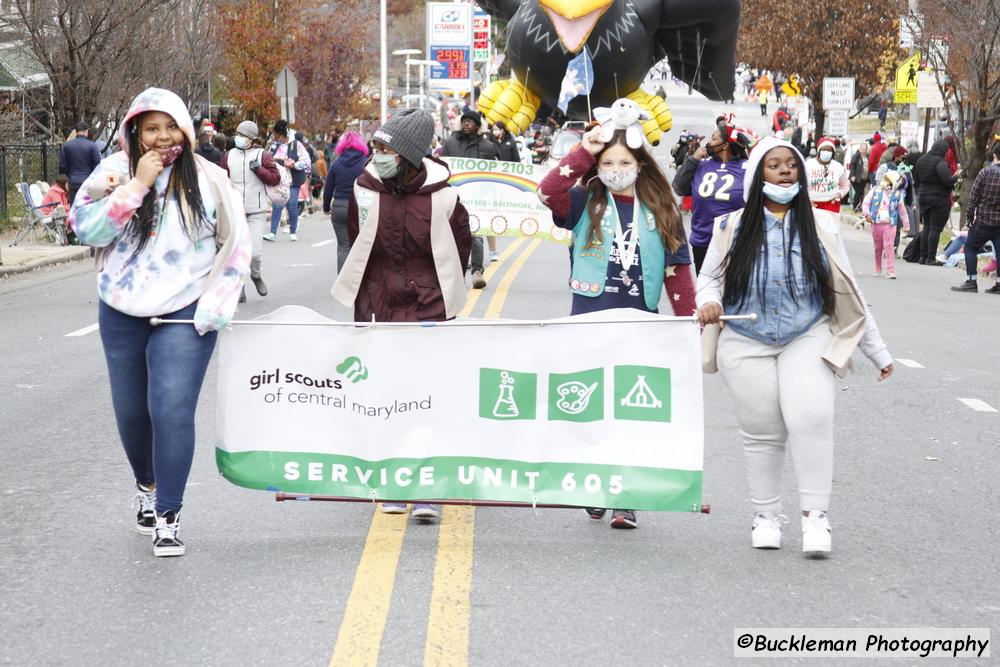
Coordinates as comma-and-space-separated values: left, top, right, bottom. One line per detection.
706, 141, 726, 156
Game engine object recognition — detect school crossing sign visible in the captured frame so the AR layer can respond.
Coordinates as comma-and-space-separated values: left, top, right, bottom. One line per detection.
895, 53, 921, 104
216, 306, 706, 511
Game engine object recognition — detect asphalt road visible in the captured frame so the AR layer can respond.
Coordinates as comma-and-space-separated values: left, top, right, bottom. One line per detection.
2, 91, 998, 666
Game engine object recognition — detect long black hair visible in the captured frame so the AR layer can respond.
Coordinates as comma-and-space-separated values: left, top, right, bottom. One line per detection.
721, 149, 835, 316
124, 113, 209, 261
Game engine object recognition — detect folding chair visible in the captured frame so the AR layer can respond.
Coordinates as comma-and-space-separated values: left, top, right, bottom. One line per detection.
9, 182, 68, 247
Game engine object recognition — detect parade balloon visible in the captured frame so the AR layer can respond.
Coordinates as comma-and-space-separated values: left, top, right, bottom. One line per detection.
476, 0, 741, 144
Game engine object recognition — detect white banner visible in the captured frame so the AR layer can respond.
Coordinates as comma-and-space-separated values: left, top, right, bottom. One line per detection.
444, 157, 570, 244
216, 306, 705, 511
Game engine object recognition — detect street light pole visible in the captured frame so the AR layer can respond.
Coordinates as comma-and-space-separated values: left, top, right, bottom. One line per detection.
392, 49, 422, 106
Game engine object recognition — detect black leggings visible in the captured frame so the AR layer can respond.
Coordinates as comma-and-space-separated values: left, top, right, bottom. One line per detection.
692, 245, 709, 275
919, 200, 951, 262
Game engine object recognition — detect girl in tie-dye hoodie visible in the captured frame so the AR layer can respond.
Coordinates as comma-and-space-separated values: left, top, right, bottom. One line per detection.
69, 88, 250, 557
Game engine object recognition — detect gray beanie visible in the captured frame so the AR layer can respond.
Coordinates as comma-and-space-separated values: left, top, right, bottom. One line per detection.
236, 120, 259, 140
372, 109, 434, 167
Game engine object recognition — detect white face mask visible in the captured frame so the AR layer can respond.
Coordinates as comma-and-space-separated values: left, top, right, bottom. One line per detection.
234, 136, 251, 150
597, 168, 639, 192
762, 181, 800, 204
819, 149, 833, 162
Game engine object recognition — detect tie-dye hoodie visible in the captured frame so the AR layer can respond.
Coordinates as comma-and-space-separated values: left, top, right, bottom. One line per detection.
68, 88, 250, 334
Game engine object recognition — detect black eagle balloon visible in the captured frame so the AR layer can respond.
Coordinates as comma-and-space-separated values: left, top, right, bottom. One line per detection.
475, 0, 741, 144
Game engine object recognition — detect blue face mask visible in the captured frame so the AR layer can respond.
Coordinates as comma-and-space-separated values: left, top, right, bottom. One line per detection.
762, 181, 800, 204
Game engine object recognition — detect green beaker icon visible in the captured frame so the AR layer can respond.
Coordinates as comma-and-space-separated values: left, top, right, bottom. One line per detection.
492, 372, 519, 418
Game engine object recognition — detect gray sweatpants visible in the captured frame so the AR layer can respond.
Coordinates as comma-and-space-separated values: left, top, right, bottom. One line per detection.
247, 210, 267, 278
716, 320, 836, 514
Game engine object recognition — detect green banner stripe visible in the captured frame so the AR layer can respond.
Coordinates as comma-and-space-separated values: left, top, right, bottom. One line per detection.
216, 449, 702, 512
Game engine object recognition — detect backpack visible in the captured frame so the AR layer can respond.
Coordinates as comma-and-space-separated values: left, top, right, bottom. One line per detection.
261, 148, 291, 206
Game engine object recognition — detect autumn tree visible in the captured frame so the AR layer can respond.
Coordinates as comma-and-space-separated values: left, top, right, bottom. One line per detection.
217, 0, 304, 126
738, 0, 901, 137
900, 0, 999, 193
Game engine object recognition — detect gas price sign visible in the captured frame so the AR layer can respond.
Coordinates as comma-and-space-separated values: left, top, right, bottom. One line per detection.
430, 47, 471, 87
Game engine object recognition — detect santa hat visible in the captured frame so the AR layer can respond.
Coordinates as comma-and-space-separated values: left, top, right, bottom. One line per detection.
816, 137, 836, 153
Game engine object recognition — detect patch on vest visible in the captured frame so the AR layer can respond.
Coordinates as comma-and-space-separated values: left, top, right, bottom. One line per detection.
356, 189, 375, 226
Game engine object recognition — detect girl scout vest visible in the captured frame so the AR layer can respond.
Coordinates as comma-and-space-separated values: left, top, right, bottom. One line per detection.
570, 192, 665, 311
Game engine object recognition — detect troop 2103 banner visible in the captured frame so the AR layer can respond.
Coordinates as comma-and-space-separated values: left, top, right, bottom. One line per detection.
216, 306, 704, 511
443, 157, 570, 244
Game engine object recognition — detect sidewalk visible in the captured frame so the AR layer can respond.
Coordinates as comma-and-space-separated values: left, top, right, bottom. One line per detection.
0, 233, 91, 276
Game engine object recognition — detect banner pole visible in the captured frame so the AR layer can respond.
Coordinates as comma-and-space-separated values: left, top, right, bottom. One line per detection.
151, 314, 757, 327
273, 492, 712, 514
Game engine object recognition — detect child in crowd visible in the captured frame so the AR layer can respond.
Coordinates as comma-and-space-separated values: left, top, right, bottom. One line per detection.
538, 120, 696, 530
39, 174, 72, 242
863, 170, 910, 278
697, 136, 893, 557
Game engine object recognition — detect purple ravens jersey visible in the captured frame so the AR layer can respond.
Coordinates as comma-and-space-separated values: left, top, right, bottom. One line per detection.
689, 158, 747, 247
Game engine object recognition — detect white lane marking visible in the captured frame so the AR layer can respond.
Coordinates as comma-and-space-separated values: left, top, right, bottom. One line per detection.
65, 323, 99, 337
957, 398, 998, 413
311, 239, 335, 248
286, 263, 318, 268
896, 358, 924, 368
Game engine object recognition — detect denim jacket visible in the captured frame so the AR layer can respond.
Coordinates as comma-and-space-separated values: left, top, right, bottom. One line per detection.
723, 209, 825, 345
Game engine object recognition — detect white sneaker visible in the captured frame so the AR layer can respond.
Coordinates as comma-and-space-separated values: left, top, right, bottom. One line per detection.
873, 269, 882, 277
262, 232, 276, 242
802, 511, 832, 556
489, 251, 499, 262
380, 503, 408, 514
290, 234, 298, 241
751, 512, 787, 549
411, 504, 439, 521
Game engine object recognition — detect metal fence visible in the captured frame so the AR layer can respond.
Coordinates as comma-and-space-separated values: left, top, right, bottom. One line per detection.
0, 143, 61, 221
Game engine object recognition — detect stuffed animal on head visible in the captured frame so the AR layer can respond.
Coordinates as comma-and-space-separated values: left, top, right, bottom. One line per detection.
593, 98, 651, 149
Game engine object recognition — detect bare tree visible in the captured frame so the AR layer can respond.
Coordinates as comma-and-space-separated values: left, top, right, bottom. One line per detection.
902, 0, 999, 191
1, 0, 221, 143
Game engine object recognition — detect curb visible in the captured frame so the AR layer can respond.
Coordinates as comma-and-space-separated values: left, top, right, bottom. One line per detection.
0, 247, 91, 276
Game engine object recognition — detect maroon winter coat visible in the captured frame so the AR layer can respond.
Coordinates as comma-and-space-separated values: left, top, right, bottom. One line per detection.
347, 157, 471, 322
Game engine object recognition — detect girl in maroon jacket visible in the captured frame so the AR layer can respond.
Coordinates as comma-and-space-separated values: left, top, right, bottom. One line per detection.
332, 109, 471, 522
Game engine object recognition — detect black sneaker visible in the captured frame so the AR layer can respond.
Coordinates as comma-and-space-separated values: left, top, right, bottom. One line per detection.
134, 483, 156, 535
610, 509, 638, 529
951, 280, 978, 293
152, 511, 185, 557
584, 508, 607, 520
251, 274, 268, 296
924, 259, 945, 266
985, 284, 1000, 295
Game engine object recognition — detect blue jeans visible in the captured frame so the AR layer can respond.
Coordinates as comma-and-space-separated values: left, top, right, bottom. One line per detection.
269, 183, 300, 234
98, 301, 218, 513
964, 224, 1000, 279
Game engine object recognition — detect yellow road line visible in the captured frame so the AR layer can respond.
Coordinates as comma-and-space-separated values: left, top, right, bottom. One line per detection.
330, 235, 541, 667
483, 238, 543, 320
457, 236, 526, 319
330, 509, 409, 667
422, 237, 542, 666
422, 505, 476, 667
